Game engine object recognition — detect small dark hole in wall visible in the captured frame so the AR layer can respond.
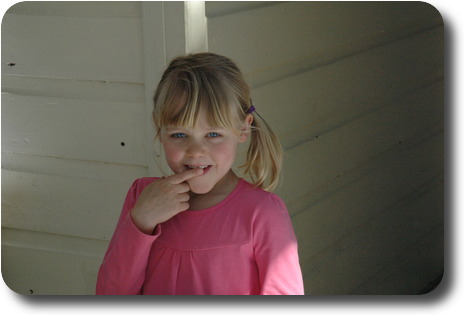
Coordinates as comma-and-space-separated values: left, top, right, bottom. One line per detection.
120, 142, 126, 147
7, 63, 16, 66
29, 289, 34, 294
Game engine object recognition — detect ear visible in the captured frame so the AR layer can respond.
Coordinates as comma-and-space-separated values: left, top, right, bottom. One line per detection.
239, 114, 254, 143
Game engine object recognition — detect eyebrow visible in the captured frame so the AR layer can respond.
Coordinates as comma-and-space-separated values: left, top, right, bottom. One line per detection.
164, 126, 225, 132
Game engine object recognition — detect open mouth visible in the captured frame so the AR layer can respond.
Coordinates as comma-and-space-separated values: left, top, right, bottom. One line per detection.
185, 165, 212, 174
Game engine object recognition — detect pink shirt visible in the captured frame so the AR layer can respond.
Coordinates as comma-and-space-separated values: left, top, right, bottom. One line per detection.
96, 177, 304, 295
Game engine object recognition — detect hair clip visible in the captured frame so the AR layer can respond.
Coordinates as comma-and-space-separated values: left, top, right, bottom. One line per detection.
246, 105, 256, 114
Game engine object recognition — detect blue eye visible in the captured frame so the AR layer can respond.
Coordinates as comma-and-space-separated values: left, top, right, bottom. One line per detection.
172, 133, 187, 138
208, 132, 221, 138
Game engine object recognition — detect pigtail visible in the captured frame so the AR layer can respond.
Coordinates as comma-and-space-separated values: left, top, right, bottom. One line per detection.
242, 108, 283, 192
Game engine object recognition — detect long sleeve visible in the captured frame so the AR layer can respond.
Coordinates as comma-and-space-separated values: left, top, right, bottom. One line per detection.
96, 179, 160, 295
252, 194, 304, 295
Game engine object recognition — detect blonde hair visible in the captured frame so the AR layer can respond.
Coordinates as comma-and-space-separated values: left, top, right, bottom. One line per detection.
152, 53, 282, 191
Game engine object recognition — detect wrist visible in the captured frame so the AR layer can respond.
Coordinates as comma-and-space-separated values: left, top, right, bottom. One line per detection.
130, 208, 159, 235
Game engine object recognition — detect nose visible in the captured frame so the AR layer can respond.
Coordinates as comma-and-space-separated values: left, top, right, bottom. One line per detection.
186, 140, 207, 158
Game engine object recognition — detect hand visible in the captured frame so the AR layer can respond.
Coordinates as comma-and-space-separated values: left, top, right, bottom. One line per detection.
130, 168, 204, 234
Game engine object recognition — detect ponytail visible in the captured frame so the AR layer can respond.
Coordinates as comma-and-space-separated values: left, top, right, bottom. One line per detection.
241, 110, 283, 192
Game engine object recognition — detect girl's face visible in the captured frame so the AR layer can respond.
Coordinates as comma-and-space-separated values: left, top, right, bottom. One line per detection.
160, 109, 252, 195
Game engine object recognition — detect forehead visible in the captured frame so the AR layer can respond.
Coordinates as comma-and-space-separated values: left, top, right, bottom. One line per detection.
164, 106, 241, 129
163, 111, 226, 130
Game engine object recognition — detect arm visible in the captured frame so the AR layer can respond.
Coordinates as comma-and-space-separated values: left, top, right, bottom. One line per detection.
96, 179, 159, 295
253, 195, 304, 295
96, 170, 203, 295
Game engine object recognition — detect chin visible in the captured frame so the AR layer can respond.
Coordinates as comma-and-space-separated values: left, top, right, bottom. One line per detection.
187, 180, 214, 195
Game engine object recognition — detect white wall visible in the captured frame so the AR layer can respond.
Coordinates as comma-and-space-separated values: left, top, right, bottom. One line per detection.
1, 1, 199, 294
206, 1, 444, 294
1, 1, 443, 295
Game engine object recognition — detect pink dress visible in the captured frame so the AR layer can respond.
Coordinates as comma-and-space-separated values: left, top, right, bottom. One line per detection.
96, 177, 304, 295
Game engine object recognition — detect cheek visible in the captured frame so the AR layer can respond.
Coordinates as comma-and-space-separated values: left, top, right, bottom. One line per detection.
162, 142, 183, 162
214, 142, 238, 163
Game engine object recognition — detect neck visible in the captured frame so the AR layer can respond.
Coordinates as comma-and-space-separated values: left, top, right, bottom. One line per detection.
188, 170, 239, 205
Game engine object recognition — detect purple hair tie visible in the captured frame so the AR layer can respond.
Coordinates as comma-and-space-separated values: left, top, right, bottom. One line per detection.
246, 105, 256, 114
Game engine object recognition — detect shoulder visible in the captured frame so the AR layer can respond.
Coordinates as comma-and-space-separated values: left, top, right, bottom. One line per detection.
118, 177, 161, 220
127, 177, 161, 199
237, 180, 296, 240
132, 177, 160, 188
237, 179, 288, 217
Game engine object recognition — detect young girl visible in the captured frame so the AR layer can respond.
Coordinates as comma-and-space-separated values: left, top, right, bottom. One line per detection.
96, 53, 304, 295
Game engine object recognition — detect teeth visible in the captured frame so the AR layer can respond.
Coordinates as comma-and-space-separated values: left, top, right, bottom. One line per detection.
187, 165, 208, 169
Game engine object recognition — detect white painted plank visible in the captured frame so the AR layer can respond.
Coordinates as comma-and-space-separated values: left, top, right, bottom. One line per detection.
279, 82, 443, 204
1, 165, 145, 240
251, 27, 443, 150
350, 226, 443, 294
2, 244, 102, 294
343, 182, 443, 293
2, 93, 147, 166
1, 13, 144, 83
163, 1, 188, 60
292, 132, 443, 263
247, 17, 442, 90
1, 74, 145, 103
301, 194, 443, 295
206, 1, 283, 18
284, 122, 442, 218
2, 227, 111, 295
2, 228, 108, 259
1, 151, 149, 183
5, 1, 142, 18
0, 1, 164, 297
185, 1, 208, 53
141, 1, 171, 176
207, 1, 440, 80
300, 241, 347, 294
